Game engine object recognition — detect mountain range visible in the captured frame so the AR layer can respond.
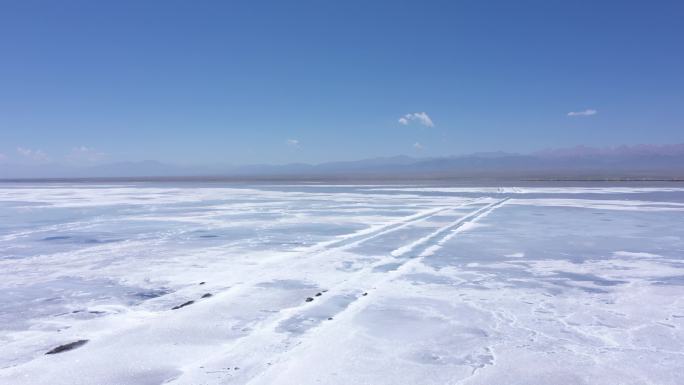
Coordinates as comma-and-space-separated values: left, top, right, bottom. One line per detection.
2, 144, 683, 181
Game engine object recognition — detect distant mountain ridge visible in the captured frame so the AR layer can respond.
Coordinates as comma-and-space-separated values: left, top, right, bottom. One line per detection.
534, 144, 684, 158
1, 144, 683, 180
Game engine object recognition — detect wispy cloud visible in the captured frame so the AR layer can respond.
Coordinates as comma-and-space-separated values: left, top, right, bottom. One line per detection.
413, 142, 424, 150
286, 139, 300, 147
398, 112, 434, 127
567, 109, 597, 117
66, 146, 106, 164
0, 153, 6, 162
16, 147, 50, 163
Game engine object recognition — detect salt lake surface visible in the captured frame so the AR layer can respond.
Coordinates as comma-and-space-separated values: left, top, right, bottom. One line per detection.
0, 182, 683, 385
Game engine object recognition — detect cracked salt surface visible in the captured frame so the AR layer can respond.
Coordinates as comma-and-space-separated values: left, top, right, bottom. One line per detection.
0, 183, 682, 385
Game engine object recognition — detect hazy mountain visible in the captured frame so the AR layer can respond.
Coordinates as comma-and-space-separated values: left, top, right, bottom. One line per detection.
1, 144, 683, 180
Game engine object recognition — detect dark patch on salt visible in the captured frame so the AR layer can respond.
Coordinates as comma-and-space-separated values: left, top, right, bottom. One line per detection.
172, 300, 195, 310
43, 236, 71, 241
45, 339, 88, 355
201, 293, 213, 298
305, 297, 314, 302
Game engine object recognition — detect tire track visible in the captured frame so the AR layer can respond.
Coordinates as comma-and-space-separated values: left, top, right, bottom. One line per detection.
240, 198, 509, 385
295, 201, 474, 253
166, 200, 481, 307
170, 199, 507, 385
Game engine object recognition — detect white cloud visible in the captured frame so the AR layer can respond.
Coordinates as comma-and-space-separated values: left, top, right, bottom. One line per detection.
413, 142, 424, 150
567, 109, 597, 117
398, 112, 434, 127
16, 147, 50, 163
286, 139, 300, 147
66, 146, 106, 164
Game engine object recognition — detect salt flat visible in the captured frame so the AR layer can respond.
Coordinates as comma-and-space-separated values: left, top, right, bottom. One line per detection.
0, 183, 683, 385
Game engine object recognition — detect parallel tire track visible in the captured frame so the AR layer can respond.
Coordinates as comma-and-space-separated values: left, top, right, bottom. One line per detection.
171, 198, 508, 385
242, 198, 509, 385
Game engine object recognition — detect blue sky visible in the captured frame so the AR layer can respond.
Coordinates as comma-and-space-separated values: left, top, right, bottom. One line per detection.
1, 0, 683, 166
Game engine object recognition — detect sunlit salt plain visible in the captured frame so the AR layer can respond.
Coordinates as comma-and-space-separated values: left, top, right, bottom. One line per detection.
1, 183, 683, 385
